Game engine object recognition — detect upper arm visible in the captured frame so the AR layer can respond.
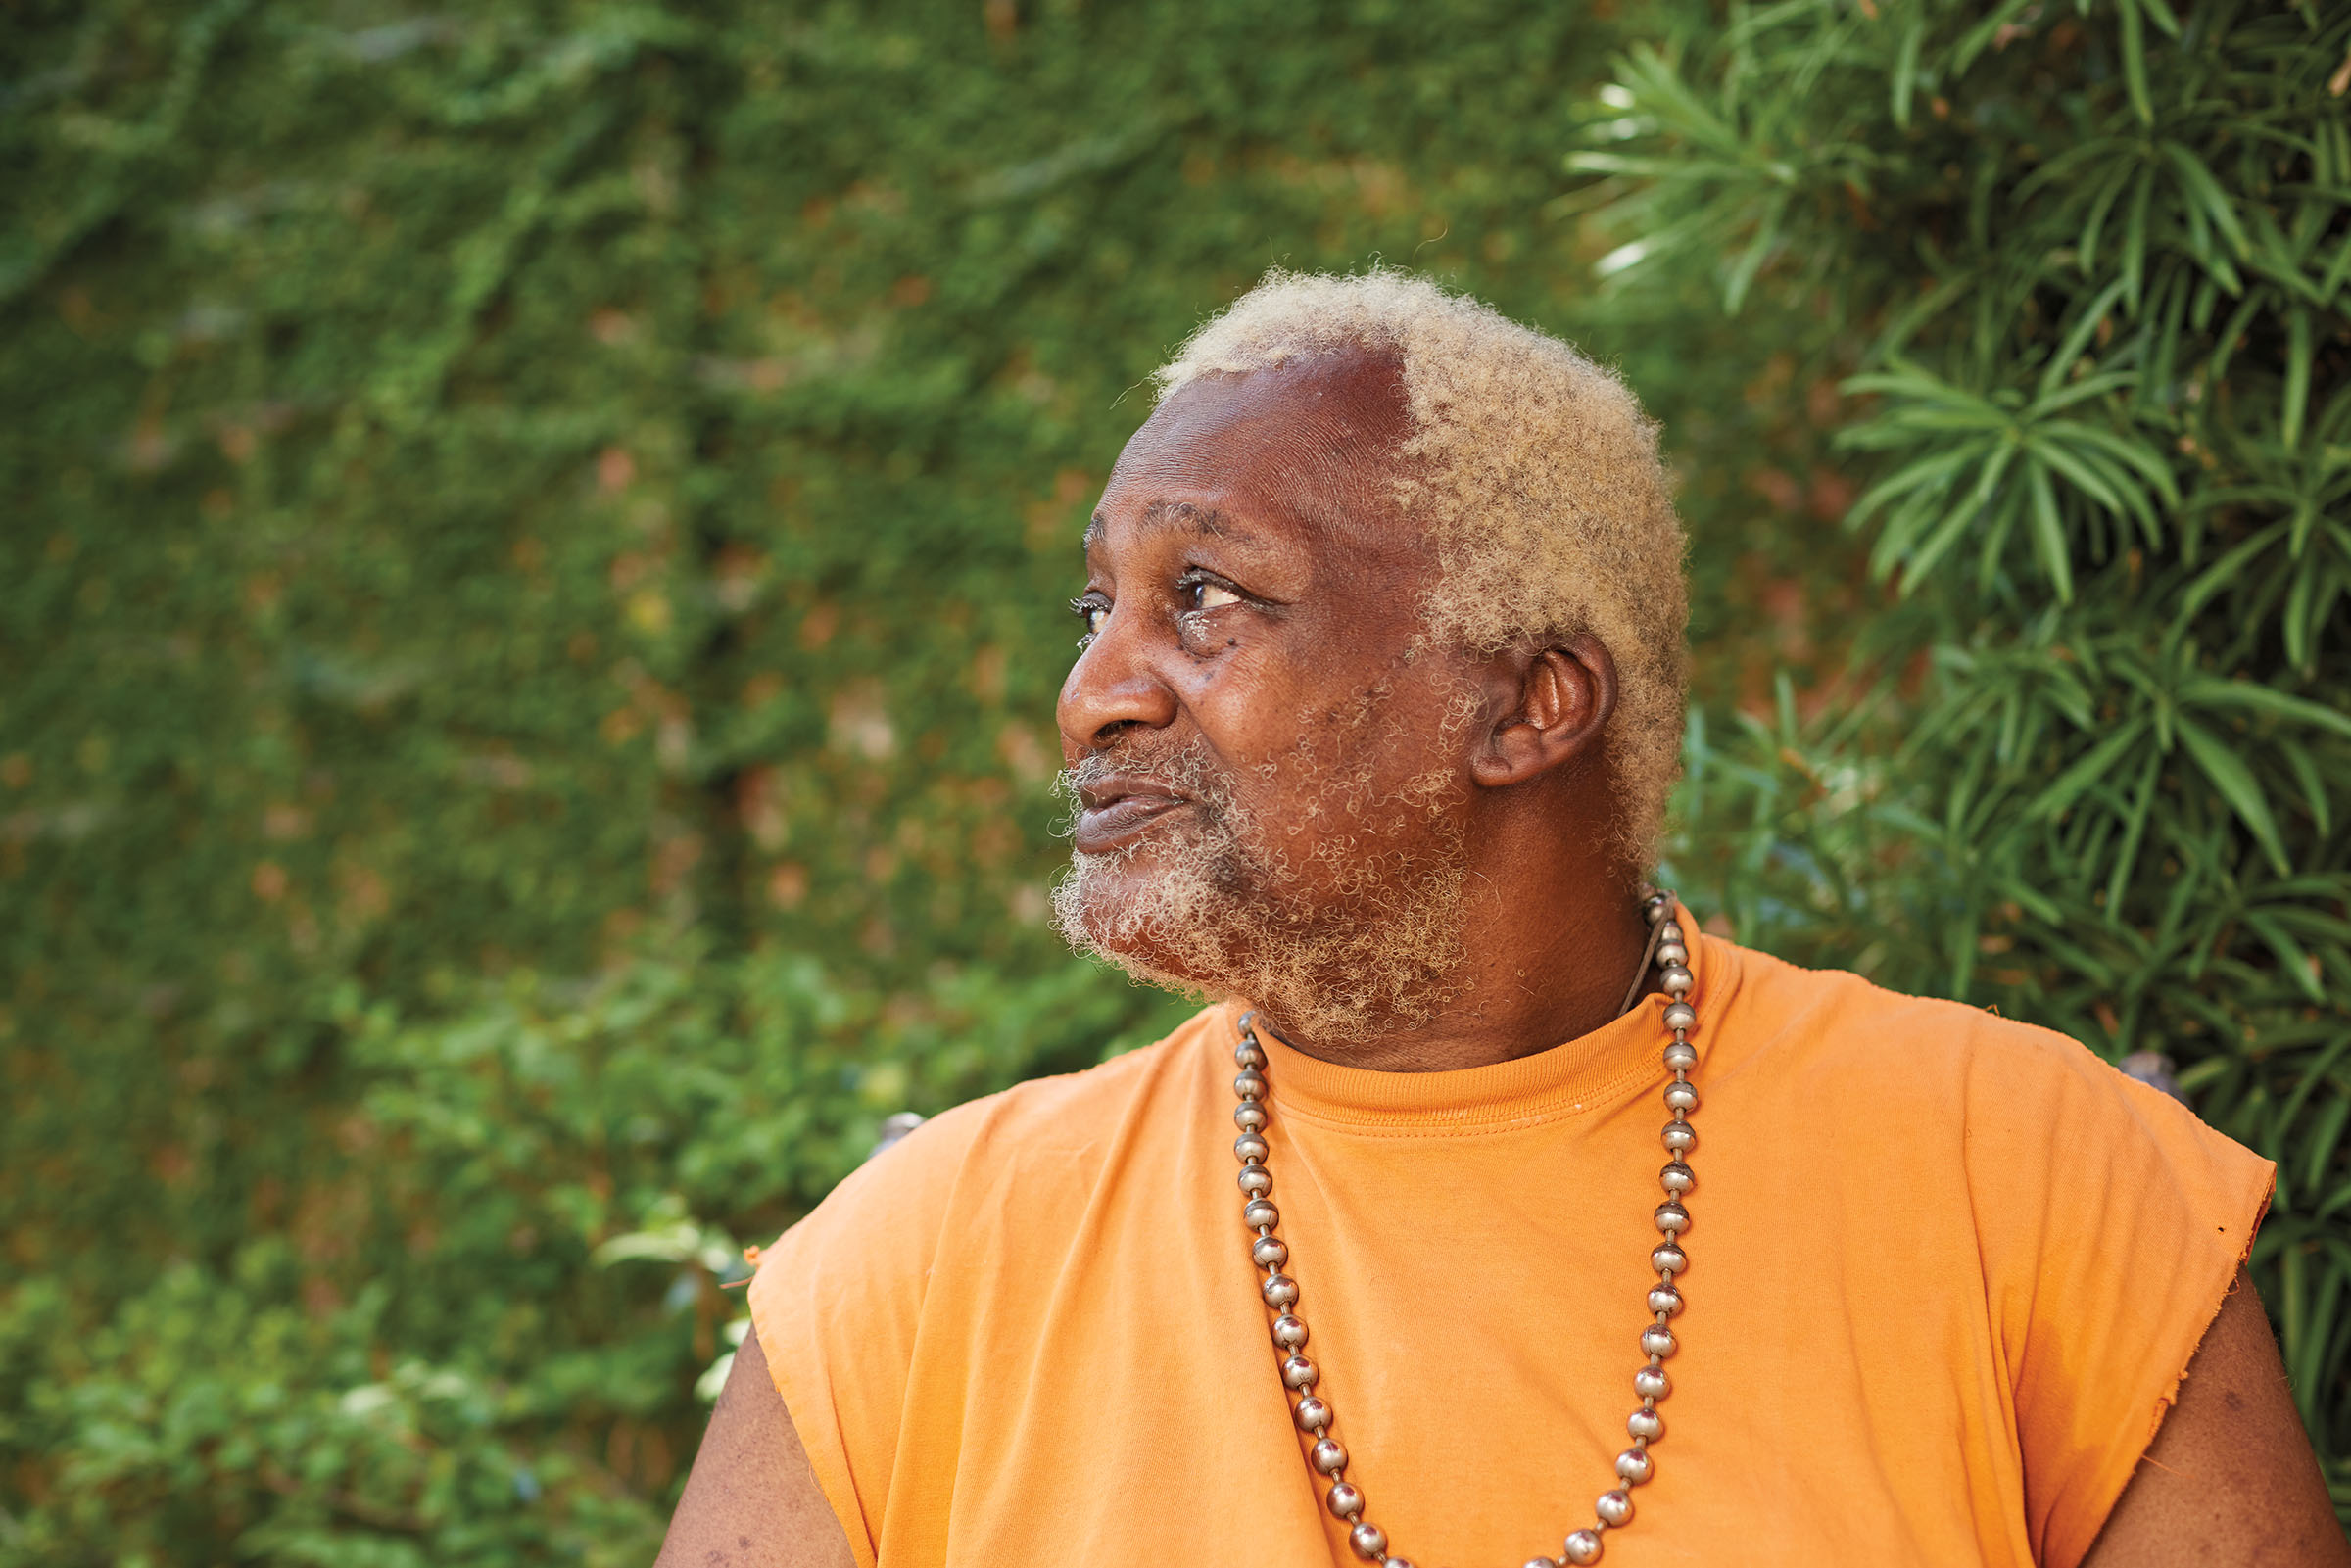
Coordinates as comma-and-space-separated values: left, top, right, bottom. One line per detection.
2082, 1268, 2346, 1567
656, 1326, 857, 1568
1953, 1022, 2278, 1559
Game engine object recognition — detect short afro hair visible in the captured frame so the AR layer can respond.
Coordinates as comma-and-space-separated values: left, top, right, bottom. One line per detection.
1153, 268, 1689, 867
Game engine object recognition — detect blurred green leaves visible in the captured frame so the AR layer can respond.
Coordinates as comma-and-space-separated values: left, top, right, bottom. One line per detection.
1, 948, 1189, 1564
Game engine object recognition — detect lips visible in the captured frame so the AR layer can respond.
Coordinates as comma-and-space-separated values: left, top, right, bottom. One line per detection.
1074, 777, 1193, 854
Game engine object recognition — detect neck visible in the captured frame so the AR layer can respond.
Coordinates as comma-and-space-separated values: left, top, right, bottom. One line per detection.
1261, 817, 1653, 1073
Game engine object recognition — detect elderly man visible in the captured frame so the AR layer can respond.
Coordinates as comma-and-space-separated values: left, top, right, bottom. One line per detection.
660, 273, 2342, 1566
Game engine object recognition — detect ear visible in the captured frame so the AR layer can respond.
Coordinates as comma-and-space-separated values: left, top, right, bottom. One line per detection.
1468, 633, 1618, 789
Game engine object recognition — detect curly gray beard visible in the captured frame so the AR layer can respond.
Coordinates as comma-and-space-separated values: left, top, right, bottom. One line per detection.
1050, 734, 1472, 1042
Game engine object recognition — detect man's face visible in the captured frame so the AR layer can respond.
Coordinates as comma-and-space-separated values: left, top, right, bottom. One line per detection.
1052, 351, 1485, 1038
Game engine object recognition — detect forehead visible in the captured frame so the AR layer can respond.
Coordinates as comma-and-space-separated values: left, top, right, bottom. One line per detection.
1092, 352, 1418, 554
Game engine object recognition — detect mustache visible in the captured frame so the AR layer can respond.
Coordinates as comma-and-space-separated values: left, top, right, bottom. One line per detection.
1055, 738, 1240, 853
1057, 737, 1235, 805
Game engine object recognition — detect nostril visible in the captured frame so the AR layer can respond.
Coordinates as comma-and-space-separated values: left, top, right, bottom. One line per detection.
1058, 637, 1179, 746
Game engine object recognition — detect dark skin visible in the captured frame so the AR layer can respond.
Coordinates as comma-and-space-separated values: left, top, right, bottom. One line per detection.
1061, 350, 1645, 1069
658, 353, 2347, 1566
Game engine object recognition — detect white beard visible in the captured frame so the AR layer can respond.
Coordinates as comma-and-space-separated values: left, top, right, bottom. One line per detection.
1051, 736, 1472, 1042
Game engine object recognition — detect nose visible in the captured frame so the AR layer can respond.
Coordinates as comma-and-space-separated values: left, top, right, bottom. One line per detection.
1057, 609, 1178, 758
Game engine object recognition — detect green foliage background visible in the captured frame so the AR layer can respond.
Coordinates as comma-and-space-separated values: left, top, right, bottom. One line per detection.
2, 0, 2343, 1559
1576, 0, 2351, 1495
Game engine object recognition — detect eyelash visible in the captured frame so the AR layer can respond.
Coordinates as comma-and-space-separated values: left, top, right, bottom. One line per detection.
1069, 594, 1108, 649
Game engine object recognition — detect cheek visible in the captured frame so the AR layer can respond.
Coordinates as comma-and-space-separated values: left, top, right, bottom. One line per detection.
1168, 646, 1301, 767
1179, 601, 1406, 734
1168, 604, 1463, 813
1246, 688, 1475, 836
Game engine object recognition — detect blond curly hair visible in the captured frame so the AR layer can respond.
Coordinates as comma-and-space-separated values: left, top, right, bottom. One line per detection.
1153, 268, 1689, 866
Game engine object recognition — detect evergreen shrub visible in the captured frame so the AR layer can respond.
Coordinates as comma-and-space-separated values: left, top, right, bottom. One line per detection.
1585, 0, 2351, 1497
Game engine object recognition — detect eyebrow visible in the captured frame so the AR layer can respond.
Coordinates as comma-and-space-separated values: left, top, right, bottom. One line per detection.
1082, 500, 1256, 548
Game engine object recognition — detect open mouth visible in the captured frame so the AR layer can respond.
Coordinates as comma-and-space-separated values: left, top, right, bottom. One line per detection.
1074, 782, 1194, 854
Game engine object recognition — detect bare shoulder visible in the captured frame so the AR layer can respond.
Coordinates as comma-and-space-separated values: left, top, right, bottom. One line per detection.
656, 1327, 856, 1568
2085, 1268, 2348, 1566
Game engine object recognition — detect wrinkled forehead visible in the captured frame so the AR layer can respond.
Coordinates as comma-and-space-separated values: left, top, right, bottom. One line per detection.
1093, 350, 1419, 552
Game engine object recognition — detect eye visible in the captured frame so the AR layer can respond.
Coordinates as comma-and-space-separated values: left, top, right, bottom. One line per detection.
1069, 593, 1111, 648
1179, 574, 1243, 614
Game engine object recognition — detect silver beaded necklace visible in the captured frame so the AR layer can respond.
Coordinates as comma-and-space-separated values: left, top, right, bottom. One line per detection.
1229, 888, 1700, 1568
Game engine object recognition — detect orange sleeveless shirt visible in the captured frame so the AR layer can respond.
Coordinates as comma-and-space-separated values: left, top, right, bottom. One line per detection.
750, 929, 2271, 1566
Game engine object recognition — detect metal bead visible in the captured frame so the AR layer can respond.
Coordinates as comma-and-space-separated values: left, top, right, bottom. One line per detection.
1381, 1560, 1415, 1568
1524, 1557, 1561, 1568
1234, 894, 1701, 1549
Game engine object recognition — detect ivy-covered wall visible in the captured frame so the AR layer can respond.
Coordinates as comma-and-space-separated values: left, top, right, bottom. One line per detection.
2, 4, 1853, 1559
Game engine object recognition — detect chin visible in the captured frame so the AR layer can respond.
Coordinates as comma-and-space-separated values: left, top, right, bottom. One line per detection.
1051, 849, 1241, 991
1052, 831, 1474, 1042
